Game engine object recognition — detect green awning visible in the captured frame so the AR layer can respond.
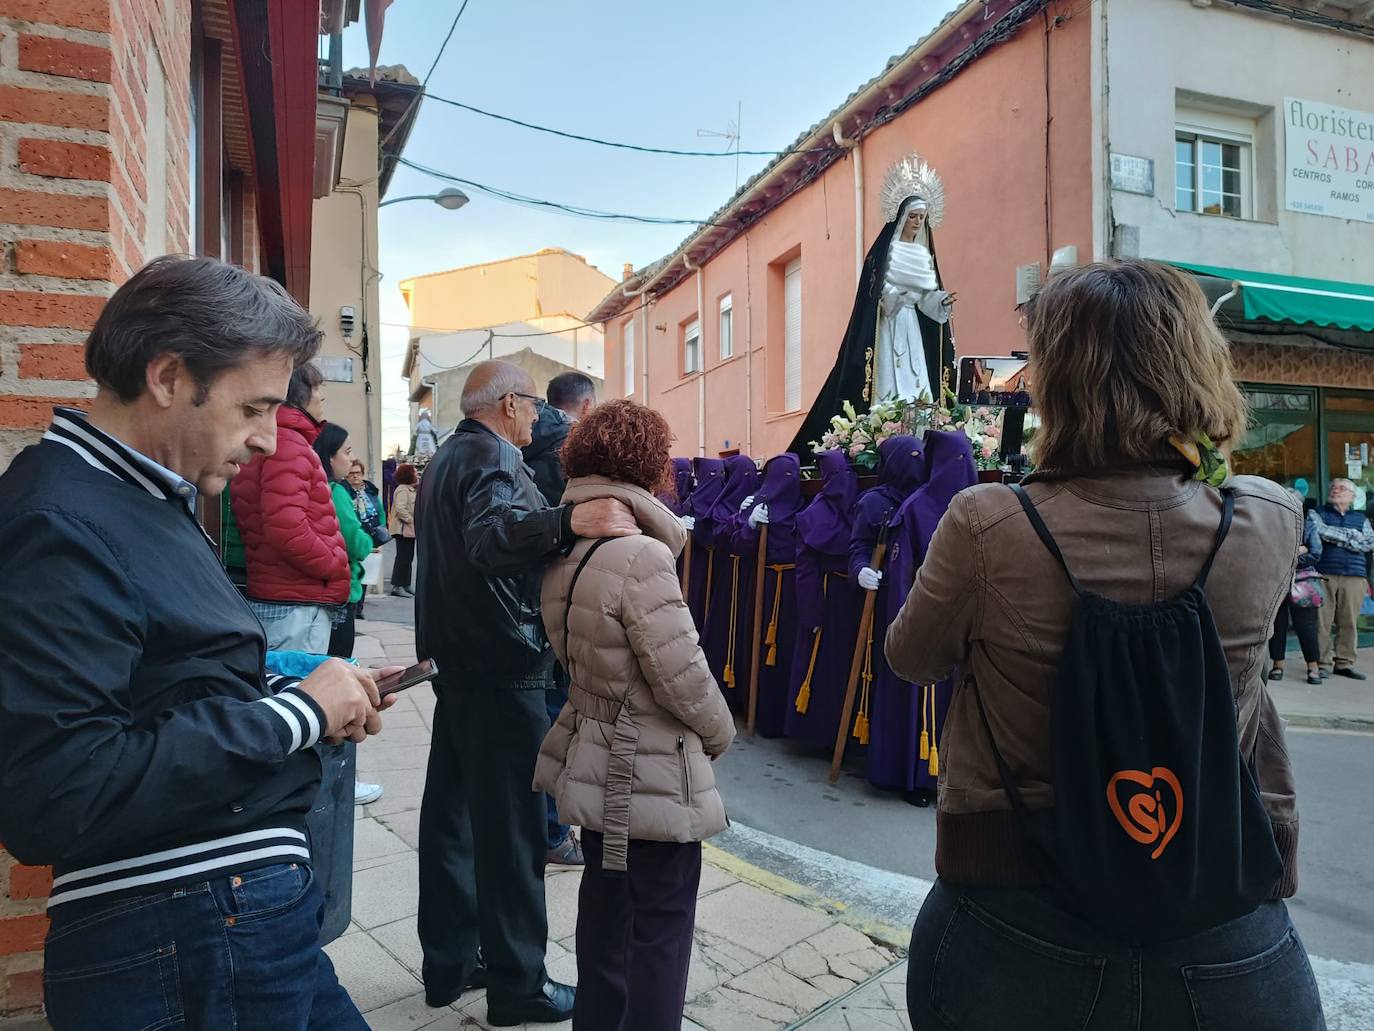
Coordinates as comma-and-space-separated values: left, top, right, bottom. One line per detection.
1170, 261, 1374, 333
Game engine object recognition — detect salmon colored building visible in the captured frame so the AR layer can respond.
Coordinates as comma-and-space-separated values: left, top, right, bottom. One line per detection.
589, 0, 1094, 459
590, 0, 1374, 472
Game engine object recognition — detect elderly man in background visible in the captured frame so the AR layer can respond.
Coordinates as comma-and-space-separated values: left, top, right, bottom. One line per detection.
521, 370, 598, 867
414, 360, 637, 1025
1314, 477, 1374, 680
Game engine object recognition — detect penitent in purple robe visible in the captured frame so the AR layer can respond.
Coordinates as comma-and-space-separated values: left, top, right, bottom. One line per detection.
686, 458, 725, 630
877, 429, 979, 792
701, 455, 759, 711
845, 437, 930, 788
664, 457, 694, 583
735, 454, 803, 737
785, 451, 862, 747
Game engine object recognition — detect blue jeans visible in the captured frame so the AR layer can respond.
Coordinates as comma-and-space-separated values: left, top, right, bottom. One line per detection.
309, 741, 356, 945
907, 878, 1325, 1030
545, 670, 570, 849
44, 863, 367, 1030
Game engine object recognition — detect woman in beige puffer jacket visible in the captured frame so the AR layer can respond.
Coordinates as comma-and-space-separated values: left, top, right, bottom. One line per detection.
534, 400, 735, 1031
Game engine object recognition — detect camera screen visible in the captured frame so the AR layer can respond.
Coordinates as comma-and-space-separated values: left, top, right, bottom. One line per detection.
957, 356, 1032, 408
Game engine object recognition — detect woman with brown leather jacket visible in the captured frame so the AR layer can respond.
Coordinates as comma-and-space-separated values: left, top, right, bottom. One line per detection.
887, 260, 1324, 1030
535, 400, 735, 1031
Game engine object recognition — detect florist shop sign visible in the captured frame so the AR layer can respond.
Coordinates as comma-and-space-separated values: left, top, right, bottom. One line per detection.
1285, 97, 1374, 225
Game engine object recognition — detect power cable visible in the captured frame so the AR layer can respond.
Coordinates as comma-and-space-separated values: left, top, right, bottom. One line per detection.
422, 92, 835, 158
398, 158, 732, 226
381, 0, 474, 154
383, 298, 655, 342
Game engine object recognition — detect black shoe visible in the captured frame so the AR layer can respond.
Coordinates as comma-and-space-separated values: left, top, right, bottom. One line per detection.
1307, 673, 1323, 686
1334, 667, 1368, 680
424, 964, 488, 1008
1320, 669, 1330, 679
903, 788, 933, 808
487, 979, 576, 1027
1268, 668, 1284, 681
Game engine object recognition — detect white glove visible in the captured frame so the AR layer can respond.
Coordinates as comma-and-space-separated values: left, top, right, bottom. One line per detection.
858, 567, 883, 591
748, 504, 769, 529
680, 515, 695, 531
739, 494, 755, 512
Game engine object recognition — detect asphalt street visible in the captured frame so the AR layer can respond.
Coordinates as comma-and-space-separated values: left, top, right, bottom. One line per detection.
713, 725, 1374, 967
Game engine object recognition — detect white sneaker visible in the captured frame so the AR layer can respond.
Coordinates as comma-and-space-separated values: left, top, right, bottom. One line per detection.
355, 781, 383, 805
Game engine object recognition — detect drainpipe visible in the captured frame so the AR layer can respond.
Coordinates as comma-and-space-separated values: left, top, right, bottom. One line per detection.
620, 277, 652, 403
832, 121, 864, 284
684, 252, 706, 457
744, 232, 755, 456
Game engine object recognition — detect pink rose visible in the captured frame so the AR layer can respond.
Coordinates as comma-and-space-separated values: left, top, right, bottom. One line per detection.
849, 442, 866, 457
981, 443, 997, 459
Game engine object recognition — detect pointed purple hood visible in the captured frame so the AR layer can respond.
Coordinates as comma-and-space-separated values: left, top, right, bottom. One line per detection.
663, 457, 693, 515
751, 453, 803, 524
688, 458, 725, 520
873, 435, 929, 510
711, 454, 760, 525
796, 450, 857, 556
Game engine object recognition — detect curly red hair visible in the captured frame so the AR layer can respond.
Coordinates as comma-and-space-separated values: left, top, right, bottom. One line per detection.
561, 399, 674, 493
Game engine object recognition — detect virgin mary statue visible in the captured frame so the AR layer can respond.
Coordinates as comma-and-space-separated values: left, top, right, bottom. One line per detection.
789, 154, 955, 456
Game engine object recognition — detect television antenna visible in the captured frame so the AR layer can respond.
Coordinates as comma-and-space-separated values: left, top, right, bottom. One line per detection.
698, 100, 743, 191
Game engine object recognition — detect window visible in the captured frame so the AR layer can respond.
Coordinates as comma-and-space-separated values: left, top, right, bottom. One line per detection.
719, 293, 734, 360
1175, 106, 1254, 219
683, 319, 701, 375
622, 319, 635, 397
784, 259, 802, 411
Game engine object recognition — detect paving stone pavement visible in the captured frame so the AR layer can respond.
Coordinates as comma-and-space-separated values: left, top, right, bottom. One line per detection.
332, 620, 909, 1030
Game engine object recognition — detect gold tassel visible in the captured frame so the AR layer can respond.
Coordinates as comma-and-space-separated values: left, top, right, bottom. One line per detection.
764, 566, 786, 666
927, 686, 940, 776
854, 619, 874, 744
724, 556, 741, 690
919, 683, 930, 762
795, 627, 821, 714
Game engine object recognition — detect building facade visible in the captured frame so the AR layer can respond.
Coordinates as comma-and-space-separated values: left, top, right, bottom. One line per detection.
590, 0, 1374, 487
400, 248, 616, 433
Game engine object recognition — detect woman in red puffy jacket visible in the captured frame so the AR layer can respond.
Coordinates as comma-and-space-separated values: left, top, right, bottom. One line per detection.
230, 363, 349, 652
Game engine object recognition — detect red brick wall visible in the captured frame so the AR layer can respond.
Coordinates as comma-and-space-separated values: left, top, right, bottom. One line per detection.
0, 0, 187, 1017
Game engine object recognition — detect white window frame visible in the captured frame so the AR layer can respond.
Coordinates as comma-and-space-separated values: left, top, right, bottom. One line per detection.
1174, 109, 1255, 220
719, 293, 734, 360
622, 318, 635, 397
784, 258, 802, 412
684, 318, 702, 375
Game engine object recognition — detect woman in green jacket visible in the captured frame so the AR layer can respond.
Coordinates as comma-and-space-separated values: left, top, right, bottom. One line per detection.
313, 423, 375, 658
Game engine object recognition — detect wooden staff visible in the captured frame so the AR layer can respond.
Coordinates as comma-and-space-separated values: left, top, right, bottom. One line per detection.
681, 535, 692, 602
745, 521, 770, 736
829, 526, 890, 784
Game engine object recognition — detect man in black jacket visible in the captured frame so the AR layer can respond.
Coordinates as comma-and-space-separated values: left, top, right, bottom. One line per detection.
415, 360, 634, 1023
521, 371, 597, 867
0, 256, 397, 1029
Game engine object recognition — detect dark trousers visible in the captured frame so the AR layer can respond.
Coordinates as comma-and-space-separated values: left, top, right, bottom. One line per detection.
907, 879, 1325, 1030
327, 602, 356, 659
545, 664, 570, 849
1270, 601, 1322, 664
392, 536, 415, 589
573, 831, 702, 1031
43, 863, 366, 1030
418, 682, 551, 1003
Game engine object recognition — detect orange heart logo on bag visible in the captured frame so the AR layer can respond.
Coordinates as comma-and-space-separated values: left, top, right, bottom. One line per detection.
1106, 767, 1182, 861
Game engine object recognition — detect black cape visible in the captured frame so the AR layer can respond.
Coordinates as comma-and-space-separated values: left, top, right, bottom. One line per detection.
788, 206, 953, 458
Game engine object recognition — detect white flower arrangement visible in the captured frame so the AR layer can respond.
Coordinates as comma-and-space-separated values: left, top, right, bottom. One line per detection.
811, 395, 1010, 473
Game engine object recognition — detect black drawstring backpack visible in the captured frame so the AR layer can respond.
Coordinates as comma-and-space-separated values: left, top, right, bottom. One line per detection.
970, 485, 1285, 944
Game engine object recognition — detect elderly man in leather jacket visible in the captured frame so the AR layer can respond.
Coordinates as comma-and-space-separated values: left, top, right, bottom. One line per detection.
414, 360, 637, 1024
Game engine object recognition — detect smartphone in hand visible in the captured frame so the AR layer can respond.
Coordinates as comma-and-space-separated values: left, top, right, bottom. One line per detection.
376, 659, 438, 698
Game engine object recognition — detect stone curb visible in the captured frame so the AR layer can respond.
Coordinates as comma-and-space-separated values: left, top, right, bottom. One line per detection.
702, 842, 912, 951
1282, 712, 1374, 733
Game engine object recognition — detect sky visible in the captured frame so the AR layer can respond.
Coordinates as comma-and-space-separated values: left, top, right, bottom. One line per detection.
335, 1, 954, 453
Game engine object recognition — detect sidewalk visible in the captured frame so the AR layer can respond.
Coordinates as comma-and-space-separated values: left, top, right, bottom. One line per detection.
1267, 646, 1374, 731
337, 618, 910, 1031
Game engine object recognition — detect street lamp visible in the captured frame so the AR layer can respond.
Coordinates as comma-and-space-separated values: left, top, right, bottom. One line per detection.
378, 187, 470, 210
